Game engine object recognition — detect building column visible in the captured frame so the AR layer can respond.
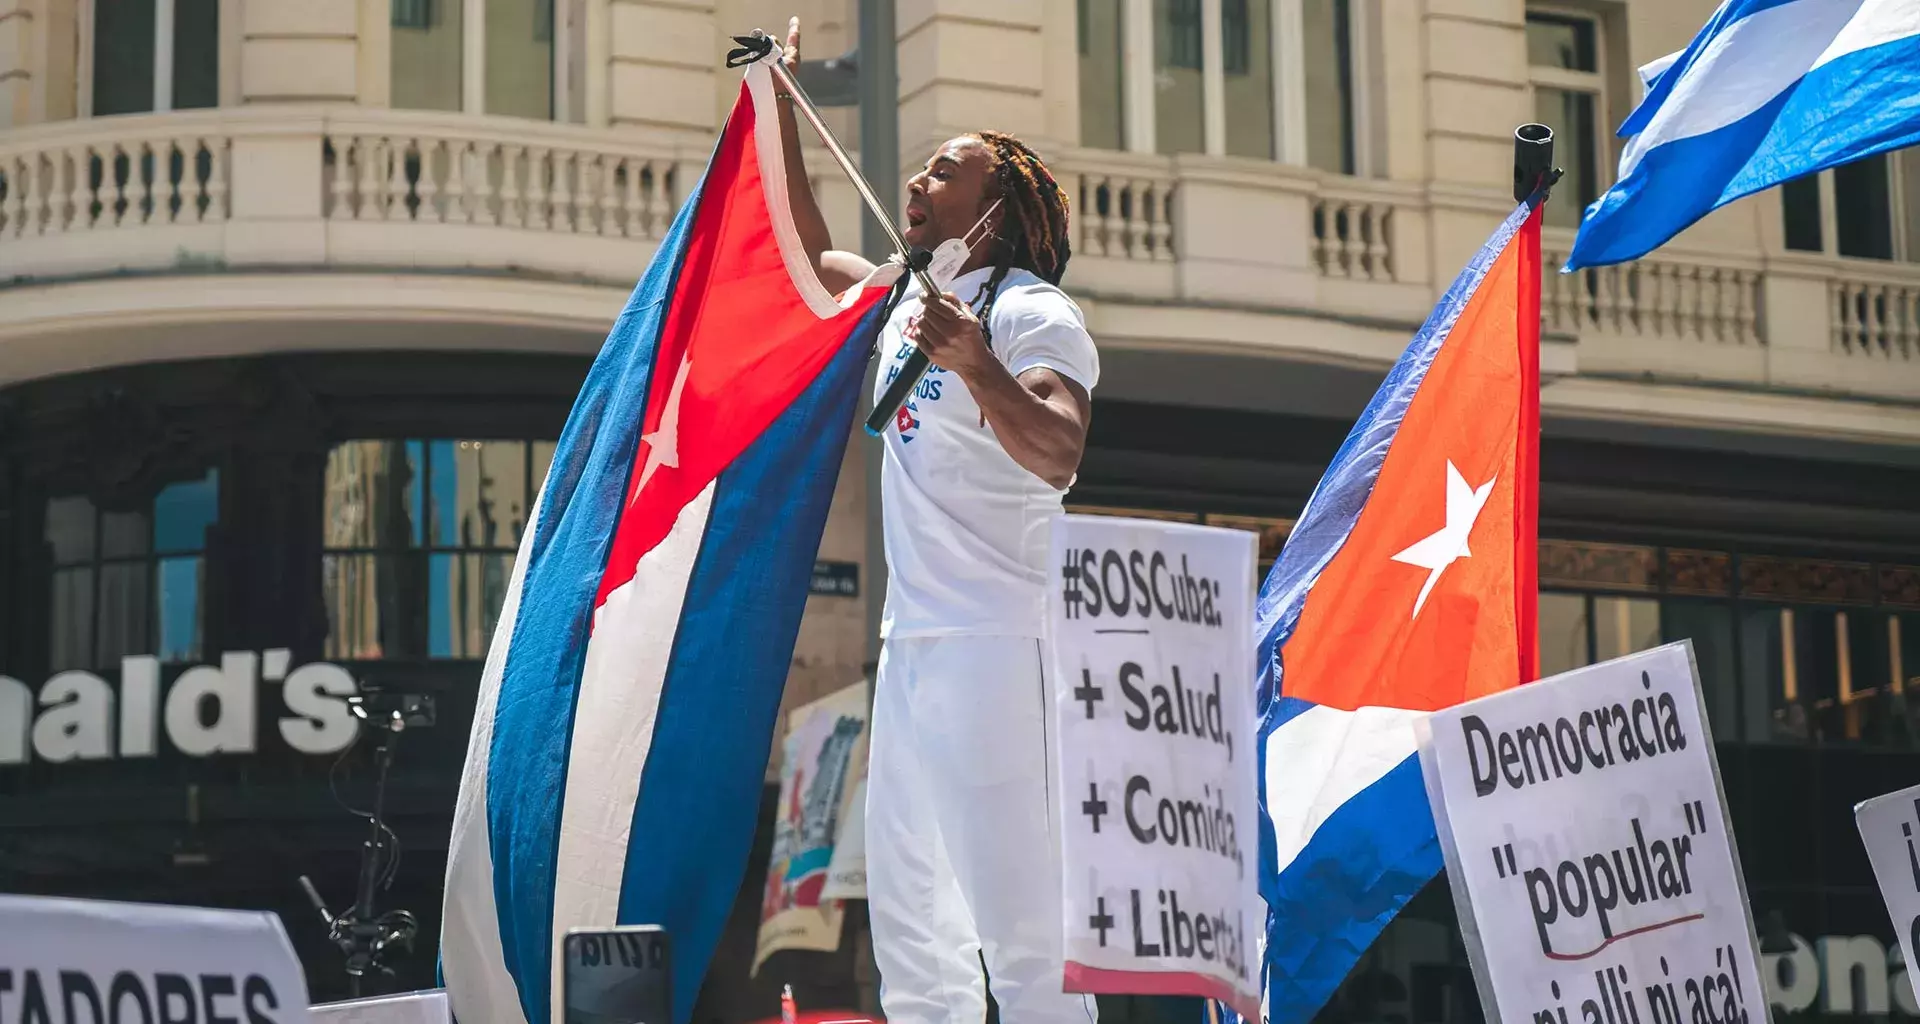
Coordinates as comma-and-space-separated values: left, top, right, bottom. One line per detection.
607, 0, 716, 139
237, 0, 360, 104
1421, 0, 1530, 292
896, 0, 1051, 178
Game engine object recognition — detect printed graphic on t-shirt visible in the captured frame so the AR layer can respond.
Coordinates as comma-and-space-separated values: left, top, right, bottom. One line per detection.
892, 396, 920, 441
882, 309, 954, 443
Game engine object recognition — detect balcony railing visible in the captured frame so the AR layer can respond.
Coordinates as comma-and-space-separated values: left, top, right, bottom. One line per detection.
321, 121, 680, 239
2, 116, 1917, 402
1541, 238, 1763, 348
0, 107, 869, 286
1053, 147, 1918, 402
0, 113, 233, 274
1072, 160, 1176, 263
1312, 188, 1396, 283
1829, 265, 1920, 362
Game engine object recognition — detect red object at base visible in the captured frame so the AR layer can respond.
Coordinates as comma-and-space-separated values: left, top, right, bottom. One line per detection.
746, 1010, 882, 1024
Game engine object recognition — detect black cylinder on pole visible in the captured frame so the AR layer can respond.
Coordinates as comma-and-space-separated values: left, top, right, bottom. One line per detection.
1514, 123, 1555, 203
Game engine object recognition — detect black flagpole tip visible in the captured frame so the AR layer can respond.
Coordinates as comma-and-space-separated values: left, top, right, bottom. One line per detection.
726, 32, 776, 68
1513, 123, 1557, 204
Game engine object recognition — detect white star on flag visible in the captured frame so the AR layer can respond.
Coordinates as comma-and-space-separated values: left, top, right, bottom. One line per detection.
1390, 460, 1497, 620
636, 354, 692, 495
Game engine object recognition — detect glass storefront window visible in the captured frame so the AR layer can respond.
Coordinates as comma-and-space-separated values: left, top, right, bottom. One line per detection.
1592, 594, 1659, 663
1662, 599, 1738, 739
44, 469, 218, 671
1736, 604, 1916, 747
1741, 605, 1795, 743
1894, 612, 1920, 743
322, 438, 552, 661
1537, 590, 1588, 678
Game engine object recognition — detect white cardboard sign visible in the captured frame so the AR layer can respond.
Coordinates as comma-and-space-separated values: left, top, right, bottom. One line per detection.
1047, 515, 1260, 1018
1415, 642, 1767, 1024
1854, 782, 1920, 1012
310, 991, 449, 1024
0, 894, 311, 1024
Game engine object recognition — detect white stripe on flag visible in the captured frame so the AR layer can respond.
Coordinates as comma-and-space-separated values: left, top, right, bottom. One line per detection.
443, 489, 545, 1024
1620, 0, 1865, 177
1637, 50, 1681, 96
547, 481, 717, 1024
1263, 704, 1426, 873
1815, 0, 1920, 69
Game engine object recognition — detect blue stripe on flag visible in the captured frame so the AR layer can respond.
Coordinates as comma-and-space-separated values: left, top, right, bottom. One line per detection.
483, 175, 708, 1024
1262, 754, 1441, 1024
616, 297, 890, 1024
1571, 16, 1920, 268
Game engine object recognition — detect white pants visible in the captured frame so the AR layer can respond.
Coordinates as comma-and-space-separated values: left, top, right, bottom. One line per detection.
867, 635, 1096, 1024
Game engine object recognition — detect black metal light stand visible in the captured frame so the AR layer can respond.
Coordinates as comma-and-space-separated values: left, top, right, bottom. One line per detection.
299, 693, 433, 997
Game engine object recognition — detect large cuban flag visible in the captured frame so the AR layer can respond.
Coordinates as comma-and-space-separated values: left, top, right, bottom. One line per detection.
1253, 198, 1544, 1023
1566, 0, 1920, 270
439, 51, 900, 1024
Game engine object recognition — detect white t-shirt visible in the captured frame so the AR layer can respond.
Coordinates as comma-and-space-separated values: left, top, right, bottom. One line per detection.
875, 265, 1100, 639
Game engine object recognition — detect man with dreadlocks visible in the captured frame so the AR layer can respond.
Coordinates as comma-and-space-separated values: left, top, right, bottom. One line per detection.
775, 19, 1099, 1024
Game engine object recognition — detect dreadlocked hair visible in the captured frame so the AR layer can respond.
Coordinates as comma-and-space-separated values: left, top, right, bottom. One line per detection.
967, 130, 1072, 348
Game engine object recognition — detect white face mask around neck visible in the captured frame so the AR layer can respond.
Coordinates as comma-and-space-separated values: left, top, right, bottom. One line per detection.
924, 198, 1003, 293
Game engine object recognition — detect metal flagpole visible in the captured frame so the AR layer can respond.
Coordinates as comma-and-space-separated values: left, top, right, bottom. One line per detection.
855, 0, 897, 673
731, 31, 940, 438
749, 36, 936, 294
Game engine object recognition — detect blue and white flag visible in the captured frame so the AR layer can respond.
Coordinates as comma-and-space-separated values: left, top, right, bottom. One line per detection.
439, 54, 899, 1024
1566, 0, 1920, 270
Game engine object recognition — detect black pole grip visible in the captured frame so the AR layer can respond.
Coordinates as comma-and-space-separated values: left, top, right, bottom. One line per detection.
863, 248, 936, 437
866, 347, 930, 436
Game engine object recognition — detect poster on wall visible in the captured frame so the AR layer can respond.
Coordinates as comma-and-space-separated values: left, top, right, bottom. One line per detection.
752, 680, 870, 973
1415, 641, 1767, 1024
1047, 514, 1262, 1018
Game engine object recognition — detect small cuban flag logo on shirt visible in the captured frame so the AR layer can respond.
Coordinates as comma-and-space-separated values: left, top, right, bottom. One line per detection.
894, 399, 920, 441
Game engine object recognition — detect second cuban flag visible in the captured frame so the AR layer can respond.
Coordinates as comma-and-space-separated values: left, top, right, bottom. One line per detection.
1255, 197, 1545, 1022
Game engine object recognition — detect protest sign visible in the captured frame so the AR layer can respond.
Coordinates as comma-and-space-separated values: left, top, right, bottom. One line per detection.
1047, 515, 1260, 1018
310, 991, 449, 1024
1855, 782, 1920, 1012
1415, 641, 1765, 1024
0, 894, 310, 1024
753, 679, 870, 972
